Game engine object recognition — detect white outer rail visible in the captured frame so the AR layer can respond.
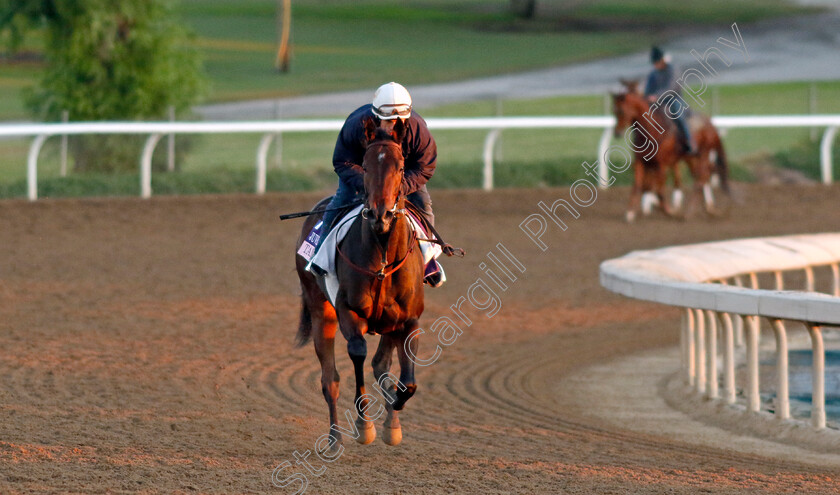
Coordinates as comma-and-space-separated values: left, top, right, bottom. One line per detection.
600, 233, 840, 430
2, 114, 839, 200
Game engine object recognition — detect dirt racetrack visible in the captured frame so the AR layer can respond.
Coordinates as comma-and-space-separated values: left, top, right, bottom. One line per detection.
1, 184, 839, 494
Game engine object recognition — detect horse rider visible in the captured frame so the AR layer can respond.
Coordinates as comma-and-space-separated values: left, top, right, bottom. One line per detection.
307, 82, 441, 284
645, 46, 696, 155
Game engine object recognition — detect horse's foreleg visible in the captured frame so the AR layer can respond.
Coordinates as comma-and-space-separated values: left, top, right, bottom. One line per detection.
313, 304, 341, 449
372, 333, 400, 445
626, 162, 644, 223
702, 182, 717, 214
347, 331, 376, 445
336, 306, 376, 445
671, 163, 684, 211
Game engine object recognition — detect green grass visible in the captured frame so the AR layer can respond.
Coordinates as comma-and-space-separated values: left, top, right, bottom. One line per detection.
559, 0, 808, 26
1, 80, 837, 199
180, 0, 654, 103
0, 0, 816, 115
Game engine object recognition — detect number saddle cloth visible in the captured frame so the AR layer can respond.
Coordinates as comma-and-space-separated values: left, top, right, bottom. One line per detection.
298, 204, 445, 306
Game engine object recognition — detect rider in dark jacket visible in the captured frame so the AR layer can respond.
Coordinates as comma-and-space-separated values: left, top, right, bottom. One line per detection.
328, 102, 437, 230
307, 82, 441, 282
645, 46, 696, 154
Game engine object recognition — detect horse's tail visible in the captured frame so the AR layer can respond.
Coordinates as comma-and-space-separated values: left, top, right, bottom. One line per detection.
295, 295, 312, 348
713, 136, 731, 196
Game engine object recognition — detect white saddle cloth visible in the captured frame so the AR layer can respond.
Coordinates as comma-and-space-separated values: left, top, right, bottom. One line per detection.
300, 205, 443, 305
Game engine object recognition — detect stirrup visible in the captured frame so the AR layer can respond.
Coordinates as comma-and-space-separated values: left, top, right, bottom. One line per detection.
423, 260, 446, 288
305, 258, 327, 277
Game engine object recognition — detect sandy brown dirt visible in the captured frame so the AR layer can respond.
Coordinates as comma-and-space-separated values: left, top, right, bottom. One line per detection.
1, 184, 839, 494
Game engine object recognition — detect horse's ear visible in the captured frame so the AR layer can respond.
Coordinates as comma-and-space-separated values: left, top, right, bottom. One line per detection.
628, 80, 640, 93
393, 118, 407, 143
362, 116, 377, 144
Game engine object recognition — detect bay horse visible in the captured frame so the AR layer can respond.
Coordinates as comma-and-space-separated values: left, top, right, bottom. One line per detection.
294, 117, 424, 448
611, 79, 730, 222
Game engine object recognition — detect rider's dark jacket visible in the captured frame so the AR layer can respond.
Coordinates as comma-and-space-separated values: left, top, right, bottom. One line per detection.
644, 63, 678, 98
332, 104, 437, 196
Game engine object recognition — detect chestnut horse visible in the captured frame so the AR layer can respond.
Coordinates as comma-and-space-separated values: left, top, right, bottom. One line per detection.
611, 80, 730, 222
294, 117, 424, 448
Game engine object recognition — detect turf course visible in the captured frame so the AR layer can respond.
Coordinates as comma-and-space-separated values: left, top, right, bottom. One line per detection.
0, 0, 830, 198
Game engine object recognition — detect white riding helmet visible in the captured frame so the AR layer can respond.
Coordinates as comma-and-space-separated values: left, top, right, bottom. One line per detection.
371, 82, 412, 120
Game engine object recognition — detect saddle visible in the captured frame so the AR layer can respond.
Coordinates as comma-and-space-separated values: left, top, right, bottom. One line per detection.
298, 205, 446, 306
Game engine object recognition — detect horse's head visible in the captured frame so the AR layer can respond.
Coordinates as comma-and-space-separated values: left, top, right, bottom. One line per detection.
361, 116, 406, 235
611, 79, 645, 138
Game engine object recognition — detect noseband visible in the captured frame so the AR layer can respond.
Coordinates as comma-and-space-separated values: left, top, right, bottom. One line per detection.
337, 137, 414, 282
361, 202, 406, 220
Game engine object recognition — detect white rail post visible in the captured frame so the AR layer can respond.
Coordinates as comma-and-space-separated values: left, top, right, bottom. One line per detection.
694, 308, 706, 394
596, 127, 612, 190
60, 110, 69, 177
719, 312, 736, 405
141, 133, 163, 199
482, 129, 501, 191
804, 266, 815, 292
256, 133, 275, 195
684, 308, 696, 386
774, 271, 784, 290
769, 318, 790, 420
745, 315, 760, 413
167, 106, 176, 172
705, 310, 719, 399
805, 323, 826, 429
831, 263, 839, 297
680, 310, 686, 378
27, 134, 50, 201
820, 126, 837, 185
733, 276, 745, 346
749, 272, 759, 290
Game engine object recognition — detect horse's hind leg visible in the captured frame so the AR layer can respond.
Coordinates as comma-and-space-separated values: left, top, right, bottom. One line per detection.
313, 302, 342, 449
655, 166, 673, 217
393, 322, 419, 411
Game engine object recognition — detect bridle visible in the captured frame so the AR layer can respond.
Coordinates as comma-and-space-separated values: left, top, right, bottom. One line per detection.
336, 201, 416, 282
334, 137, 418, 320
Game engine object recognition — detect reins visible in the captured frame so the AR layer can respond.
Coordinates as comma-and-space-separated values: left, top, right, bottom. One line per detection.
335, 205, 417, 282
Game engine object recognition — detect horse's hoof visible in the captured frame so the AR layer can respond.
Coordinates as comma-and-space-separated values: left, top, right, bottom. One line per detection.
356, 420, 376, 445
672, 190, 684, 210
383, 426, 402, 446
625, 211, 636, 223
324, 432, 343, 453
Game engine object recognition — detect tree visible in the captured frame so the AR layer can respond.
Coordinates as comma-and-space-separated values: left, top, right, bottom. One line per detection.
510, 0, 537, 19
0, 0, 205, 172
275, 0, 291, 72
